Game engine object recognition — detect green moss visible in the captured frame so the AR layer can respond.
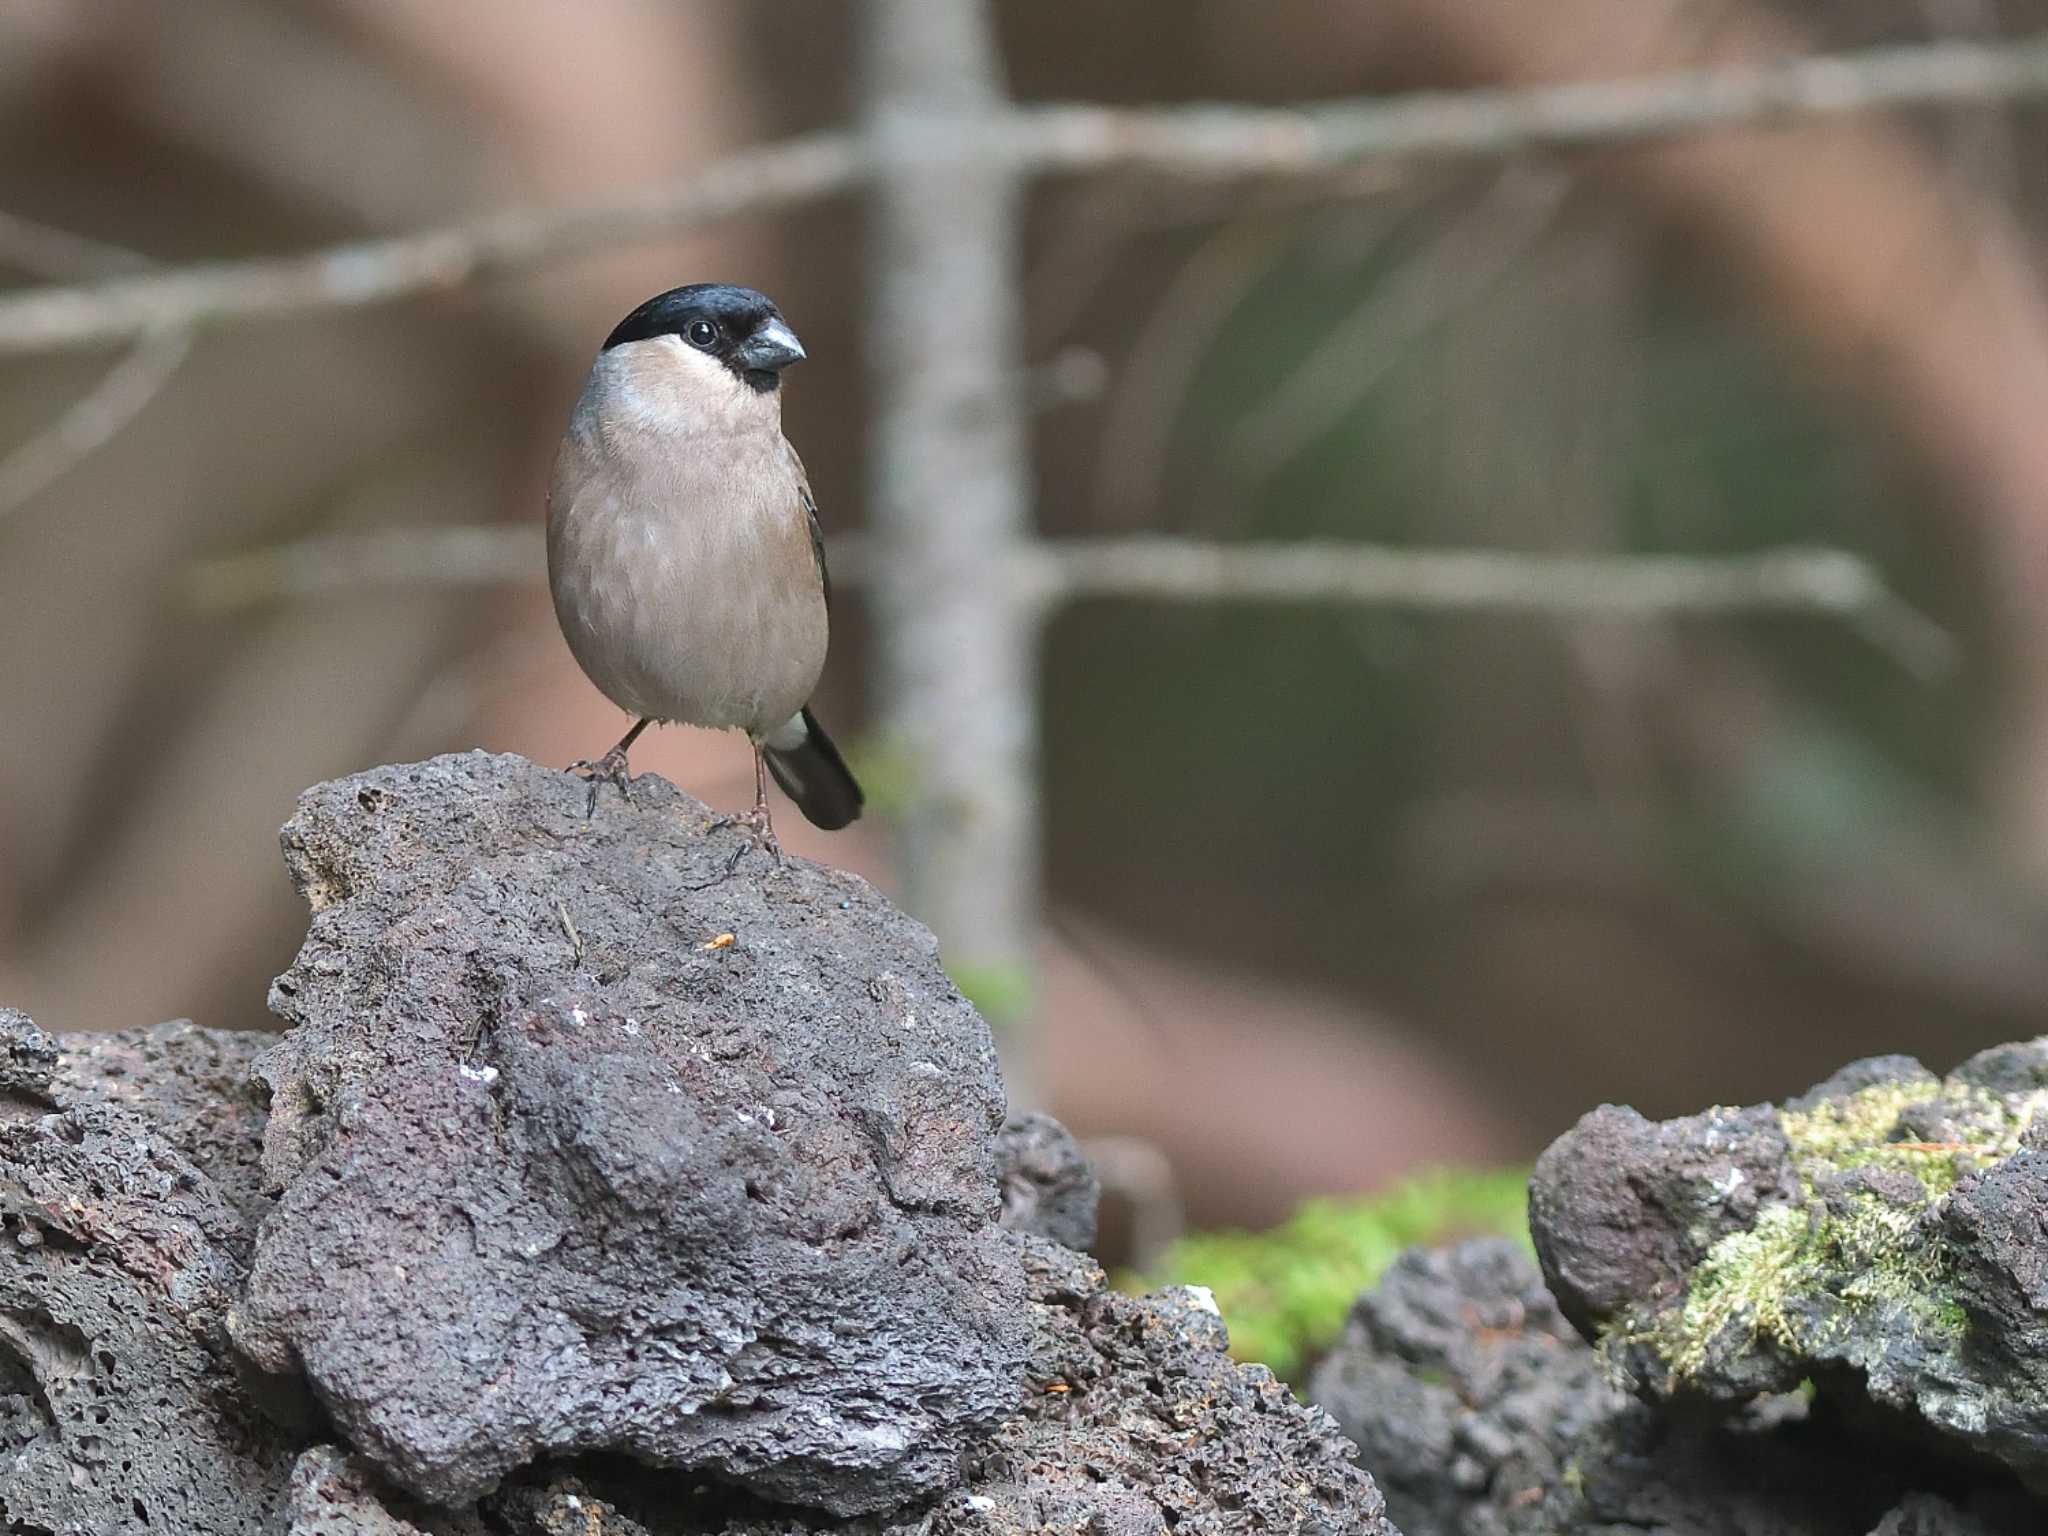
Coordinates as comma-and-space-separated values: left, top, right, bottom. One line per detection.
1642, 1074, 2024, 1385
1665, 1203, 1816, 1375
1778, 1080, 1941, 1168
1779, 1079, 2037, 1199
1139, 1167, 1530, 1381
1828, 1195, 1946, 1310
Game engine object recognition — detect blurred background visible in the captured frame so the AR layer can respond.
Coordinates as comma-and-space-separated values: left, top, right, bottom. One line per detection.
4, 0, 2048, 1261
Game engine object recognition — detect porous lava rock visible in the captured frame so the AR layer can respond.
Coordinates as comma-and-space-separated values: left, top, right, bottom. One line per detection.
284, 1444, 490, 1535
0, 1012, 293, 1535
487, 1237, 1397, 1535
939, 1236, 1393, 1536
230, 751, 1033, 1515
53, 1016, 276, 1227
0, 752, 1404, 1534
994, 1110, 1098, 1252
1530, 1044, 2048, 1497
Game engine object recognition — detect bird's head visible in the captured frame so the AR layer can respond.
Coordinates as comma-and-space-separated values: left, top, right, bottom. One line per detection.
601, 283, 806, 394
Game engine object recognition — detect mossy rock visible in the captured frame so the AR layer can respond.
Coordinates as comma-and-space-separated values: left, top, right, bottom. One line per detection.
1531, 1038, 2048, 1496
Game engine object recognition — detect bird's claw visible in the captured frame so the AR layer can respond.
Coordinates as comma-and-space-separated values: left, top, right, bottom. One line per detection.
710, 805, 784, 871
568, 747, 633, 819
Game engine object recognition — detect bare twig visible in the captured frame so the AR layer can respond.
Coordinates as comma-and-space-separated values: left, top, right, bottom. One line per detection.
1019, 32, 2048, 171
181, 524, 1956, 674
0, 211, 154, 281
0, 326, 193, 518
1021, 537, 1864, 608
1026, 539, 1958, 676
1918, 0, 2022, 193
555, 898, 585, 968
0, 134, 862, 355
0, 212, 193, 523
1020, 537, 1960, 677
6, 34, 2048, 353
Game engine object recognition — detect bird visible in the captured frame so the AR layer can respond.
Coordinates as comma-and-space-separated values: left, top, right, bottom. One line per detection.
546, 283, 863, 860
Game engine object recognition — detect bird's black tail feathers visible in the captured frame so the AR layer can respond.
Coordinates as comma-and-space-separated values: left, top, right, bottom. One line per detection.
764, 707, 864, 831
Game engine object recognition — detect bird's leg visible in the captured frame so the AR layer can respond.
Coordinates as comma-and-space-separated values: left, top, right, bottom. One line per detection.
568, 717, 651, 819
752, 744, 784, 865
711, 741, 783, 869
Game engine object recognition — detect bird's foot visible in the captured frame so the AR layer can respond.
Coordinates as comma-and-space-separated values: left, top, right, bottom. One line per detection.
567, 746, 633, 819
709, 805, 784, 874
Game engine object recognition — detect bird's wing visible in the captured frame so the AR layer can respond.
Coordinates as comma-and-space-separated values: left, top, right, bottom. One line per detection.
788, 442, 831, 609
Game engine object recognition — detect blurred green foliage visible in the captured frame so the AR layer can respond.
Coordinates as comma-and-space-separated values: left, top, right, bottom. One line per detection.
1143, 1167, 1531, 1382
948, 960, 1034, 1028
843, 733, 917, 821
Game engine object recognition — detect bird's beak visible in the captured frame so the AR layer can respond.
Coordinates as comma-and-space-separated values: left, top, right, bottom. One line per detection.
733, 317, 807, 373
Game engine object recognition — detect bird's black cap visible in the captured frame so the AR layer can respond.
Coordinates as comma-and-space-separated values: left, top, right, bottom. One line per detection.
601, 283, 779, 348
601, 284, 803, 393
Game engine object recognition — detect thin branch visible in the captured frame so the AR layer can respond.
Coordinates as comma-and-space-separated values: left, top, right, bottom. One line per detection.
1020, 32, 2048, 172
0, 210, 156, 281
181, 526, 1957, 675
0, 135, 862, 355
1022, 537, 1960, 676
0, 213, 193, 523
0, 327, 193, 518
7, 34, 2048, 353
1018, 535, 1851, 607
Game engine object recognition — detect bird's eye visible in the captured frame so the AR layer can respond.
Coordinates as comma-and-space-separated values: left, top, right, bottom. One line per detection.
685, 319, 718, 349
